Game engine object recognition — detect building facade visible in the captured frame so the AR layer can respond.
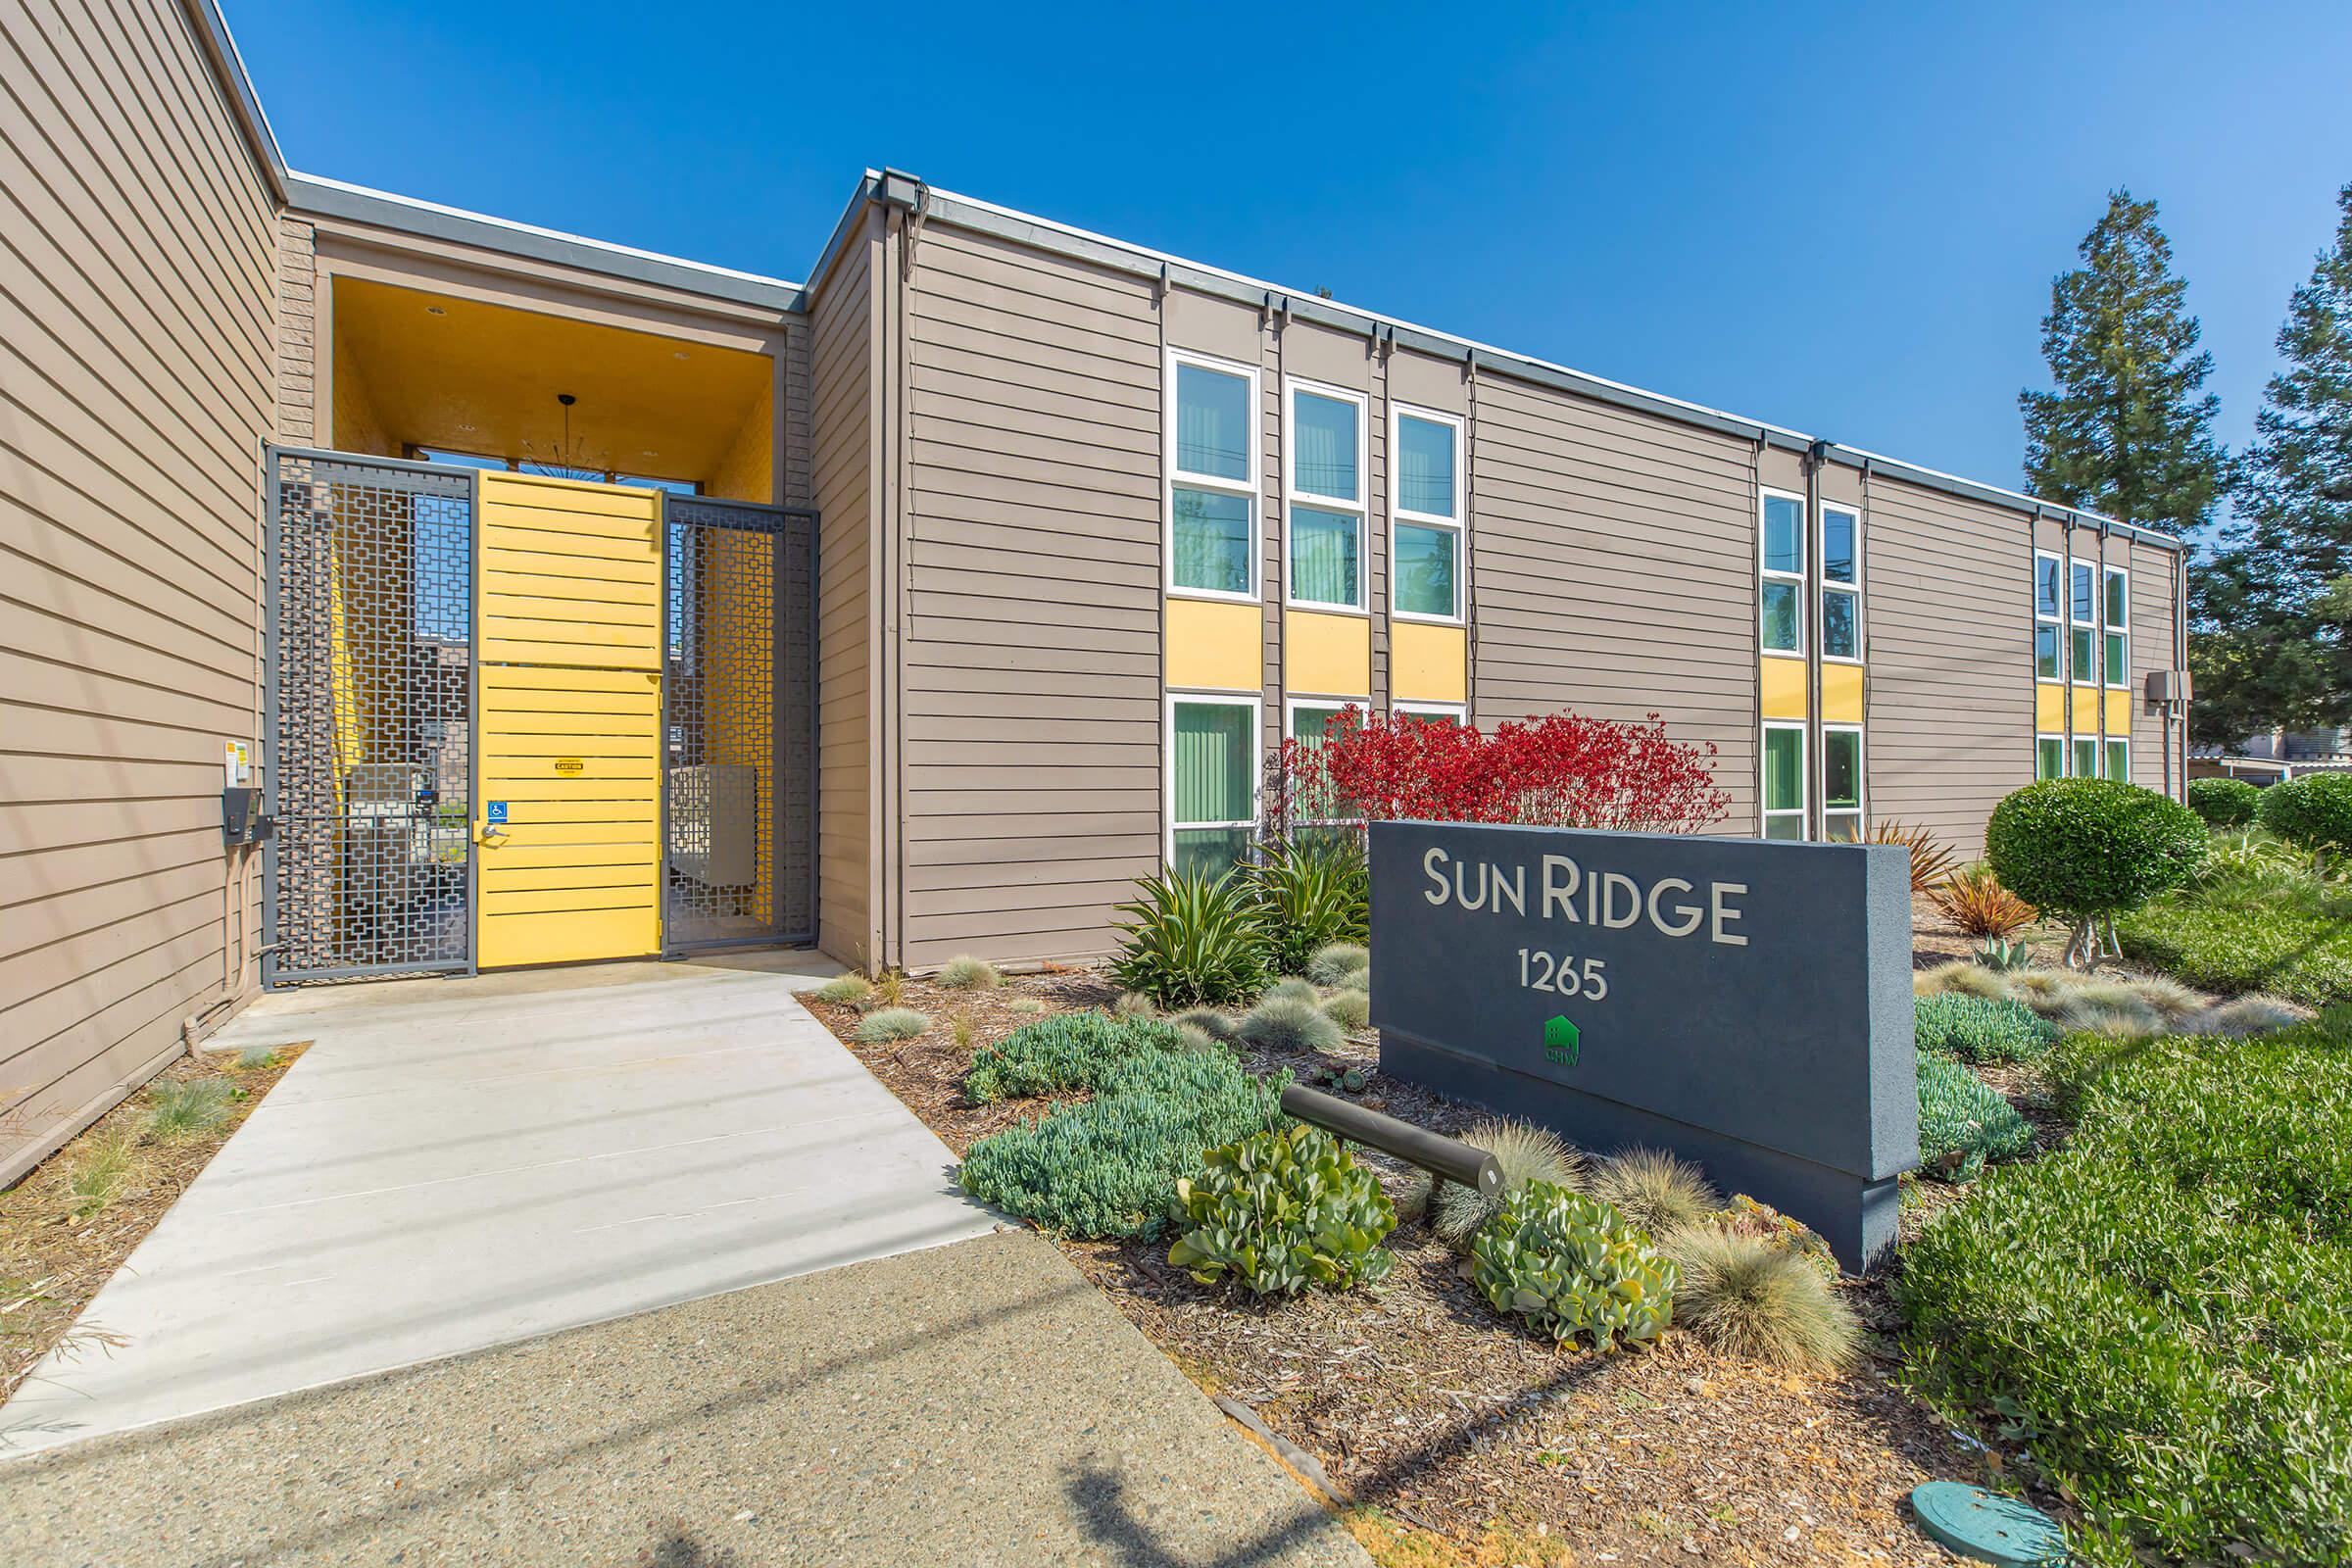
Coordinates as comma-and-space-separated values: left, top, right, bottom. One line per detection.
0, 0, 2189, 1179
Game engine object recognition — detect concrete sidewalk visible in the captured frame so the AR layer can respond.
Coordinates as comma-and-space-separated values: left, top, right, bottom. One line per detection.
1, 954, 999, 1456
0, 1229, 1368, 1567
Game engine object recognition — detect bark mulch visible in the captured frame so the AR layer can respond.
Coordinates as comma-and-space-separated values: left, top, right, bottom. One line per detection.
809, 969, 1996, 1567
1, 1041, 306, 1411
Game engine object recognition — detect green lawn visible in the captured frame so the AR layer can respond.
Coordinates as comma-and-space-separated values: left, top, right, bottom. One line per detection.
2118, 874, 2352, 1005
1895, 1015, 2352, 1565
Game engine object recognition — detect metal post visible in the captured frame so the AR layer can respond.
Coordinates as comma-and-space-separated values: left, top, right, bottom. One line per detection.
1280, 1083, 1502, 1195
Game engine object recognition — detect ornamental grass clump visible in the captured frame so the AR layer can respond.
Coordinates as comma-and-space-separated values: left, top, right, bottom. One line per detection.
1172, 1006, 1237, 1043
1412, 1117, 1585, 1251
2187, 776, 2261, 828
1260, 977, 1321, 1006
1108, 867, 1270, 1007
1235, 994, 1344, 1054
936, 955, 1002, 991
1591, 1148, 1718, 1238
1304, 943, 1370, 987
1469, 1182, 1677, 1350
1664, 1228, 1859, 1373
1694, 1194, 1838, 1283
963, 1012, 1177, 1103
1913, 994, 2060, 1064
809, 973, 873, 1006
1167, 1123, 1396, 1297
1319, 989, 1371, 1032
853, 1007, 930, 1044
956, 1040, 1287, 1241
1870, 819, 1960, 894
1932, 867, 2039, 941
1916, 1053, 2034, 1181
144, 1078, 234, 1141
1985, 779, 2206, 968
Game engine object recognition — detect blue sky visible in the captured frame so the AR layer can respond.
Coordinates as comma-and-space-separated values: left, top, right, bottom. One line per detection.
230, 1, 2352, 507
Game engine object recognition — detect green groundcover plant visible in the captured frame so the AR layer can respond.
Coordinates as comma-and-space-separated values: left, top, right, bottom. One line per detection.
1468, 1181, 1677, 1350
956, 1033, 1287, 1241
1897, 1015, 2352, 1565
1915, 1053, 2034, 1182
1913, 993, 2061, 1063
2120, 871, 2352, 1005
963, 1011, 1177, 1103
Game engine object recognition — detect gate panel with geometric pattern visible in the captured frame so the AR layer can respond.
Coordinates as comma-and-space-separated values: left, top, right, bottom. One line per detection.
662, 496, 817, 952
263, 449, 475, 983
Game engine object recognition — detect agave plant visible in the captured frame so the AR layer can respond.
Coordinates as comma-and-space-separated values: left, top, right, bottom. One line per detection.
1870, 819, 1960, 895
1249, 840, 1370, 976
1108, 867, 1272, 1008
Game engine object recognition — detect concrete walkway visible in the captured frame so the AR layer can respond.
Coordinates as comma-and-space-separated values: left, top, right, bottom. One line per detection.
1, 953, 999, 1456
0, 1230, 1367, 1567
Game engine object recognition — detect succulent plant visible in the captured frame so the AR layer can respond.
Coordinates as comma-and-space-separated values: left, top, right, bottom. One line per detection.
1469, 1181, 1677, 1349
1419, 1117, 1585, 1250
1168, 1123, 1396, 1297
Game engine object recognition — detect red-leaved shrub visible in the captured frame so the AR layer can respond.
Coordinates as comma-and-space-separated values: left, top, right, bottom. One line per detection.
1269, 708, 1728, 840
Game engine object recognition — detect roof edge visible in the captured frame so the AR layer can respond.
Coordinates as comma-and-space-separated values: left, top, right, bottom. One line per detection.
285, 172, 806, 316
871, 176, 2183, 553
181, 0, 287, 203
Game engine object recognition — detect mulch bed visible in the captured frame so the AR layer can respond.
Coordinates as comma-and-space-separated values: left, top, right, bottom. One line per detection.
1, 1041, 306, 1409
810, 969, 2002, 1567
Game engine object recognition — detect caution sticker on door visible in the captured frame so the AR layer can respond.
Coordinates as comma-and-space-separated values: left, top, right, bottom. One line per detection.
555, 758, 584, 776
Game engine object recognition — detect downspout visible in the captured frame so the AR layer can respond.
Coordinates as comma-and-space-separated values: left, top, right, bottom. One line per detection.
1804, 439, 1830, 840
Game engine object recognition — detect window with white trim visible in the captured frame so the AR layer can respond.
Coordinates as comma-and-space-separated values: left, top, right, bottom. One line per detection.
2073, 735, 2097, 780
2033, 550, 2064, 681
1170, 693, 1259, 878
1820, 504, 1861, 662
2105, 738, 2131, 782
1286, 699, 1363, 849
1760, 490, 1806, 656
1286, 381, 1366, 611
1391, 407, 1463, 621
1394, 701, 1467, 725
2036, 735, 2064, 780
1762, 721, 1806, 840
1822, 724, 1864, 841
1167, 352, 1258, 600
2103, 565, 2130, 690
2070, 559, 2098, 686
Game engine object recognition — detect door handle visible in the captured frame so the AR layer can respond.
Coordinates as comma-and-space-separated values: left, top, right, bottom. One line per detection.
473, 819, 509, 847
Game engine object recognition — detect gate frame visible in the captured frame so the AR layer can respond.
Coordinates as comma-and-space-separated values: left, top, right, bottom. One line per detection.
657, 493, 821, 956
261, 444, 481, 987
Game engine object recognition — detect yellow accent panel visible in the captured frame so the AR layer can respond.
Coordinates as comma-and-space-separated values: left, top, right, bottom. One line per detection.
2105, 690, 2133, 735
1822, 663, 1864, 725
1167, 598, 1263, 691
1393, 622, 1467, 705
2036, 682, 2066, 733
1286, 610, 1371, 697
1760, 657, 1808, 720
331, 275, 771, 484
476, 475, 663, 969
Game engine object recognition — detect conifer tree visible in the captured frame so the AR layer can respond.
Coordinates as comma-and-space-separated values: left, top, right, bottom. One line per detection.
2194, 183, 2352, 738
2021, 189, 2226, 537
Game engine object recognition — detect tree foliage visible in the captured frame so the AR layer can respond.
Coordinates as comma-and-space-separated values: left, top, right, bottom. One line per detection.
2193, 184, 2352, 740
2021, 189, 2226, 538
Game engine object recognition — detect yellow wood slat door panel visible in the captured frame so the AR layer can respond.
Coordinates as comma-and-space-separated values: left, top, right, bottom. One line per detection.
475, 473, 665, 968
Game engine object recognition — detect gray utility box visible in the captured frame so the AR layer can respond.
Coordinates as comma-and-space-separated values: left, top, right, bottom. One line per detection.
1368, 819, 1919, 1271
668, 763, 757, 888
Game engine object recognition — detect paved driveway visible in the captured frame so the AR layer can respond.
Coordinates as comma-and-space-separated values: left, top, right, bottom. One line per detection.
2, 953, 998, 1456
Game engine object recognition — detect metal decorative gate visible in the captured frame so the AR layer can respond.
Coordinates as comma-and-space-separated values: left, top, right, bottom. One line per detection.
662, 497, 817, 952
263, 449, 475, 983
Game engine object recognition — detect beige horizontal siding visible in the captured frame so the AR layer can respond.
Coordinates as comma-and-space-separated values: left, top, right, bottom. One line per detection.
1, 0, 275, 1184
809, 207, 878, 966
900, 223, 1162, 967
1864, 475, 2034, 857
2130, 538, 2181, 795
1469, 376, 1759, 829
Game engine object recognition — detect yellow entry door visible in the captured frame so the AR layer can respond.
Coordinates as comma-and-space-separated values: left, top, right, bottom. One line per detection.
474, 471, 663, 967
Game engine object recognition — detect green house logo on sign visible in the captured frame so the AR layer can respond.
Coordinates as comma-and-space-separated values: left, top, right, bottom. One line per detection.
1543, 1014, 1581, 1067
